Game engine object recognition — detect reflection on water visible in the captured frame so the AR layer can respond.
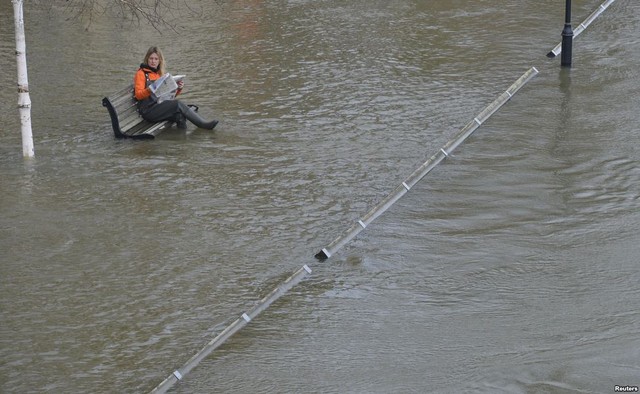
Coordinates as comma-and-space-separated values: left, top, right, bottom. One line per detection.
1, 0, 639, 393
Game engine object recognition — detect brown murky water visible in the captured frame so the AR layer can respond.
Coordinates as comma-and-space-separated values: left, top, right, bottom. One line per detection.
1, 1, 639, 392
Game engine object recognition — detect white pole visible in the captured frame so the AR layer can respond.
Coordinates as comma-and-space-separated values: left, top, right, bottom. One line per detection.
12, 0, 35, 158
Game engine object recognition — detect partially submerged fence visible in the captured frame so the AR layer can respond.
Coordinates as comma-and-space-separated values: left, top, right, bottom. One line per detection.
150, 265, 313, 393
315, 67, 539, 261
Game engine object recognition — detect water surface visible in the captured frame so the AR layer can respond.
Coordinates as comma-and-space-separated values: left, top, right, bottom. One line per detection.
1, 1, 639, 392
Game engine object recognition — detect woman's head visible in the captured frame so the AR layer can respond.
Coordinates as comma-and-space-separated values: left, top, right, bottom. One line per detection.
143, 46, 165, 74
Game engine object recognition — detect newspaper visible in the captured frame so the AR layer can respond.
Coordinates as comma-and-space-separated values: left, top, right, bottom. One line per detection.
149, 74, 185, 103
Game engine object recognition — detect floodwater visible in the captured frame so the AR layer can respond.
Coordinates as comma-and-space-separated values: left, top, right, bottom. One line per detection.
1, 0, 639, 392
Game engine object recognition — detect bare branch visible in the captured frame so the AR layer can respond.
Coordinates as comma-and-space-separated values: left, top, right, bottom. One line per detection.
41, 0, 210, 33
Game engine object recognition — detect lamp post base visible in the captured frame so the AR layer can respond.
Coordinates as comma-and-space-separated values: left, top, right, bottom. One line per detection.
561, 24, 574, 67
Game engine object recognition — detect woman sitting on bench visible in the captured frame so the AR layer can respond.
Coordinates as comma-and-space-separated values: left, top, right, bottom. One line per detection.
134, 46, 218, 130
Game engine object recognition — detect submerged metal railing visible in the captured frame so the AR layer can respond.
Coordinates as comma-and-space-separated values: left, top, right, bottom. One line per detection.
315, 67, 539, 261
150, 264, 313, 393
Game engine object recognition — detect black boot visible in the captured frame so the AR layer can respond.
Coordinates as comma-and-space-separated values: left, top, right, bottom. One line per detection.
175, 113, 187, 129
178, 102, 218, 130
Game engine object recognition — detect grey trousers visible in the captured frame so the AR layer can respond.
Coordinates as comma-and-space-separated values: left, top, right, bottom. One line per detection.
140, 100, 189, 123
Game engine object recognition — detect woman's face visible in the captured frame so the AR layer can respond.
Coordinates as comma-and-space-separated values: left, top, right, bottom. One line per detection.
148, 53, 160, 68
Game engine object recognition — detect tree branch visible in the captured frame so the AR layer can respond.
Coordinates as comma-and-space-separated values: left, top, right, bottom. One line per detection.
44, 0, 207, 33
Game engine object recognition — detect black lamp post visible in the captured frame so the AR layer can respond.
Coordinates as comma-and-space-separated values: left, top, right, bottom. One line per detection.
561, 0, 573, 67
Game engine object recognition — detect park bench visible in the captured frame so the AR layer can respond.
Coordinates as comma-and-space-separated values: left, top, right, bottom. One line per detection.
102, 84, 170, 139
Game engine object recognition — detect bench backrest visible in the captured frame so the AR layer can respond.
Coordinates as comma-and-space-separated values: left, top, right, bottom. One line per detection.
102, 85, 169, 139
